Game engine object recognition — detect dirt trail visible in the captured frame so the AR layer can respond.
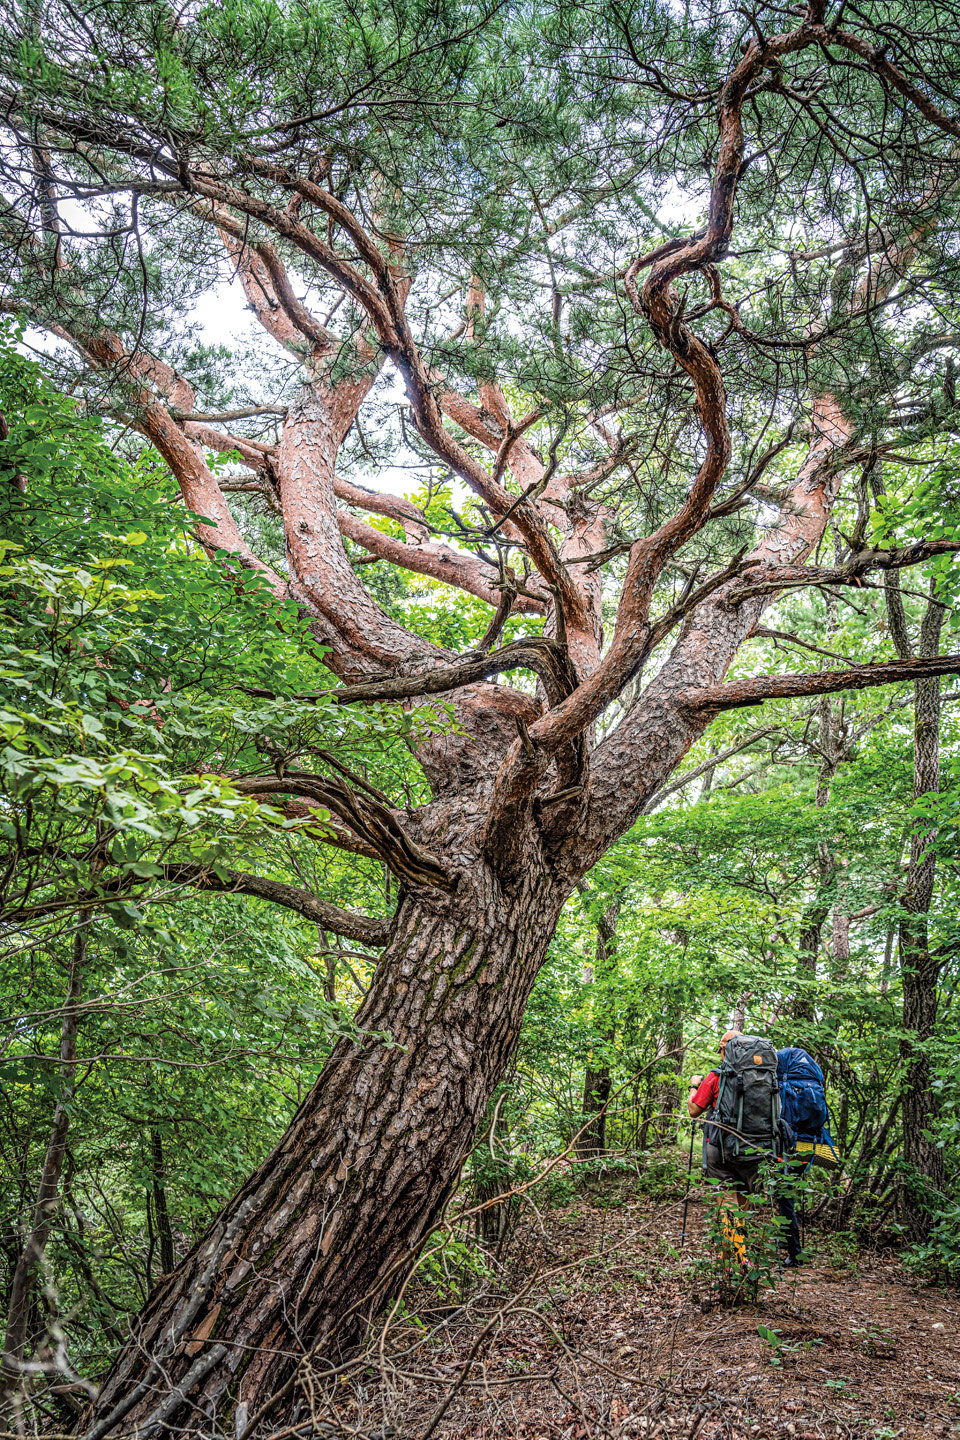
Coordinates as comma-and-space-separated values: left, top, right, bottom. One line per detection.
337, 1183, 960, 1440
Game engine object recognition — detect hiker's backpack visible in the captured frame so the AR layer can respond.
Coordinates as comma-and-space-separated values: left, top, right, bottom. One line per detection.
776, 1047, 828, 1140
776, 1047, 840, 1167
710, 1034, 782, 1161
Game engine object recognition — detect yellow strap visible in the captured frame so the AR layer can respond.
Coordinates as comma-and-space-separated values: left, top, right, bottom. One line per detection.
795, 1140, 841, 1168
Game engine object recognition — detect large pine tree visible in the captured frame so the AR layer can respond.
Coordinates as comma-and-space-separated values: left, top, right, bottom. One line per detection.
3, 0, 960, 1429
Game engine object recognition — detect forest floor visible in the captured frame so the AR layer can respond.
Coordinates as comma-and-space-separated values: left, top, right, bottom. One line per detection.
334, 1173, 960, 1440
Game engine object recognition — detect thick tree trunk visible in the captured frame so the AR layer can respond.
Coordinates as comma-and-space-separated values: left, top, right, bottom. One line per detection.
84, 871, 566, 1438
78, 382, 858, 1440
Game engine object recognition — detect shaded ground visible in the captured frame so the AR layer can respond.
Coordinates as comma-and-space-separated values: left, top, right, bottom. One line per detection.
330, 1177, 960, 1440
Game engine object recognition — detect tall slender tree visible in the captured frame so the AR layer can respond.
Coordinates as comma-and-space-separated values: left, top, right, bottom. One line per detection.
3, 0, 960, 1429
887, 576, 949, 1233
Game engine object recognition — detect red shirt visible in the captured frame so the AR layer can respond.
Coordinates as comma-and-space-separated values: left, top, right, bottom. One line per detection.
692, 1070, 720, 1111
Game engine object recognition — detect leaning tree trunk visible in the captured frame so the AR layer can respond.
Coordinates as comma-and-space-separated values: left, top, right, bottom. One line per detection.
84, 868, 566, 1439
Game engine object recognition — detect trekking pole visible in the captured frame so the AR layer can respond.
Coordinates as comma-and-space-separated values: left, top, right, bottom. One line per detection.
680, 1121, 697, 1248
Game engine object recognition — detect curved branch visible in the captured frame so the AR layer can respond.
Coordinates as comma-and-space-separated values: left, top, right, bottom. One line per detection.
216, 222, 337, 358
247, 636, 575, 708
679, 655, 960, 716
72, 333, 287, 594
229, 774, 452, 890
158, 865, 391, 946
336, 509, 544, 613
0, 867, 391, 947
480, 14, 825, 843
619, 18, 821, 607
333, 483, 540, 617
183, 421, 275, 474
183, 165, 584, 620
730, 539, 960, 602
332, 476, 432, 542
825, 24, 960, 141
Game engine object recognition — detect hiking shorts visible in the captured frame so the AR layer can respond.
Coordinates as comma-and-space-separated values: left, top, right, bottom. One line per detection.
703, 1141, 761, 1195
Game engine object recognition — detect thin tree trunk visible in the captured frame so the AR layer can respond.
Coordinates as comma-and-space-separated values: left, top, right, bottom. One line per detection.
150, 1131, 175, 1278
732, 989, 751, 1032
885, 576, 948, 1239
831, 897, 850, 969
655, 999, 685, 1146
318, 927, 336, 1004
880, 926, 895, 994
0, 916, 88, 1420
900, 593, 947, 1238
578, 898, 620, 1157
795, 899, 828, 1024
579, 1062, 612, 1156
83, 874, 566, 1437
795, 694, 840, 1024
699, 740, 719, 799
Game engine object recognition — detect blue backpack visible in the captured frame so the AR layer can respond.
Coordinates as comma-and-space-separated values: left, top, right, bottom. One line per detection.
776, 1047, 829, 1141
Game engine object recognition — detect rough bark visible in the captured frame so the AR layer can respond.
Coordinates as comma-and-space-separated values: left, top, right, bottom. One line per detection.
85, 866, 567, 1438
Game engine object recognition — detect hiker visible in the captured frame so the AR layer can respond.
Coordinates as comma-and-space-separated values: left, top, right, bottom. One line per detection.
688, 1029, 786, 1268
775, 1046, 841, 1267
687, 1030, 766, 1206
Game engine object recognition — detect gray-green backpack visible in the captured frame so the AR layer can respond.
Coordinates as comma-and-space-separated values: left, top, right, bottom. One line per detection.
709, 1033, 782, 1161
